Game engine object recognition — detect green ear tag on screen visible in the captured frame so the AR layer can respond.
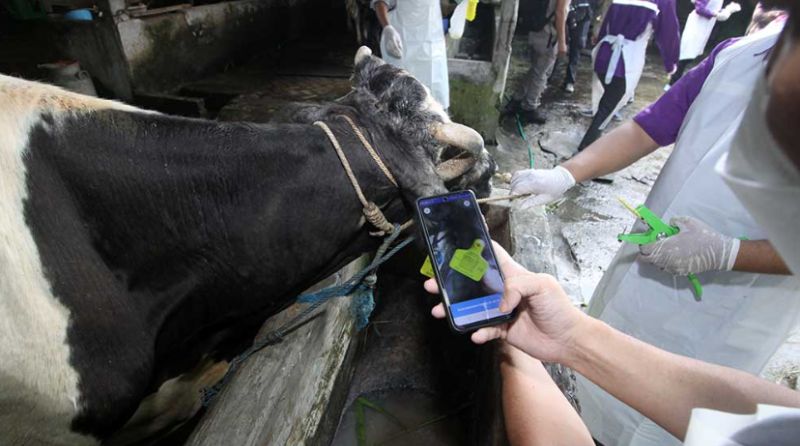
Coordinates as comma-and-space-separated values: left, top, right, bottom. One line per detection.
420, 256, 435, 278
449, 239, 489, 282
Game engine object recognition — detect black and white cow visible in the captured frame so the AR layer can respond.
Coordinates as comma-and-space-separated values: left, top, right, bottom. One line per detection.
0, 47, 495, 445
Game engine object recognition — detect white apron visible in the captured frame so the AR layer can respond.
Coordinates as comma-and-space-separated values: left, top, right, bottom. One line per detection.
679, 0, 723, 60
717, 42, 800, 275
591, 0, 657, 129
381, 0, 450, 109
578, 24, 799, 446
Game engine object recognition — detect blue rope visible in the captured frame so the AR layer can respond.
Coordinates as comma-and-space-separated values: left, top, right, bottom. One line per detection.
202, 226, 414, 406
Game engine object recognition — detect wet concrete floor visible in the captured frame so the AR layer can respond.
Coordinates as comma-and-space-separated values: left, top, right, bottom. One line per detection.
490, 40, 673, 303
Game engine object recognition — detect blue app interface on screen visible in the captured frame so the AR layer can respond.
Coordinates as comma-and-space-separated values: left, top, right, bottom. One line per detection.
419, 192, 510, 328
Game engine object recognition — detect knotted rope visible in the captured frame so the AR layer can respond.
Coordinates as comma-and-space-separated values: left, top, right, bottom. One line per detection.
202, 226, 414, 407
201, 120, 537, 406
314, 119, 399, 236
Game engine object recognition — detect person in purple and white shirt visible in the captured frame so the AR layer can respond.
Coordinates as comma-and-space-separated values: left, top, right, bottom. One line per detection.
511, 16, 797, 445
578, 0, 680, 151
668, 0, 742, 86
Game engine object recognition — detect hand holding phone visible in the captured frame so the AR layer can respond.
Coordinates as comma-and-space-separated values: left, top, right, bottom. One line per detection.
423, 241, 587, 365
416, 191, 516, 333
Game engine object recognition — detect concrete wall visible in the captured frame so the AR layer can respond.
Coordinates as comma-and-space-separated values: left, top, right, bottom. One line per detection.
55, 18, 134, 101
113, 0, 315, 94
448, 0, 517, 141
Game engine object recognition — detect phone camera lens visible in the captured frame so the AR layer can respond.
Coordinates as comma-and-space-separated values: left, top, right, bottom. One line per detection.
464, 200, 471, 207
423, 208, 431, 214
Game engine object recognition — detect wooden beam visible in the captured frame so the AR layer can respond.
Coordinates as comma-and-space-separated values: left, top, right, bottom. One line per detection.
187, 256, 369, 445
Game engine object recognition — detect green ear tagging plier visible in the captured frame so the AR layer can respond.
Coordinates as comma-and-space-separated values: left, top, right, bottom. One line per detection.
616, 197, 703, 301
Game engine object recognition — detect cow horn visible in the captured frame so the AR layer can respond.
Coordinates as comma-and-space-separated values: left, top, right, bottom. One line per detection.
435, 157, 478, 181
430, 122, 484, 156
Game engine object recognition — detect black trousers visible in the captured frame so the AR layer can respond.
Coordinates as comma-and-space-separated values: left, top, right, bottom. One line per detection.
578, 75, 626, 151
669, 59, 693, 85
565, 7, 592, 85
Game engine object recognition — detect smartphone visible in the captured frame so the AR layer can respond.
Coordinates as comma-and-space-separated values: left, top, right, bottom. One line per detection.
416, 190, 515, 333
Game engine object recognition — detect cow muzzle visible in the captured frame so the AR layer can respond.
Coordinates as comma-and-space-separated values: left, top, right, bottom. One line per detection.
430, 122, 485, 181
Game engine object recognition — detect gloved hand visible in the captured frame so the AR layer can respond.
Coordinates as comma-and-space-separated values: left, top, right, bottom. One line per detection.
381, 25, 403, 58
638, 216, 741, 275
716, 2, 741, 21
510, 166, 577, 207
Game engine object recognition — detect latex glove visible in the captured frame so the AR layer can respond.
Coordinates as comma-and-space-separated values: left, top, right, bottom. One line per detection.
716, 2, 741, 21
511, 166, 577, 207
381, 25, 403, 58
639, 216, 741, 275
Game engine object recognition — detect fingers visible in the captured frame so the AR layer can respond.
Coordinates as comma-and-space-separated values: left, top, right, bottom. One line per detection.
669, 216, 689, 228
510, 170, 531, 192
488, 241, 533, 287
518, 194, 553, 209
491, 240, 514, 266
639, 240, 660, 257
471, 325, 507, 344
431, 303, 446, 319
423, 278, 439, 294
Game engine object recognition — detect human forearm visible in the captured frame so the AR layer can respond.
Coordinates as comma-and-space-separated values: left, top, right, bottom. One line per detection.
567, 318, 800, 440
501, 345, 593, 446
555, 0, 570, 52
375, 1, 390, 27
733, 240, 792, 275
561, 121, 659, 182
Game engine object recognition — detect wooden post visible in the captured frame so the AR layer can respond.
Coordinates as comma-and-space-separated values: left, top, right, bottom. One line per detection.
492, 0, 519, 98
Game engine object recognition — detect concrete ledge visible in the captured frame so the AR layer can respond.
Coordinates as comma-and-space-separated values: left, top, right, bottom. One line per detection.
507, 197, 581, 411
448, 58, 495, 84
187, 255, 369, 445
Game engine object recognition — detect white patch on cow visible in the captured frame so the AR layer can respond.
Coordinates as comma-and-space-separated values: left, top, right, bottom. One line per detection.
0, 74, 146, 445
106, 359, 229, 446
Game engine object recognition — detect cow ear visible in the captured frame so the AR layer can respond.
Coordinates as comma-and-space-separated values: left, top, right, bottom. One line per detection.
352, 46, 385, 88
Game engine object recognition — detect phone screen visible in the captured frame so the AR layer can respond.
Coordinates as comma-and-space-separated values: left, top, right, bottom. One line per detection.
417, 191, 513, 332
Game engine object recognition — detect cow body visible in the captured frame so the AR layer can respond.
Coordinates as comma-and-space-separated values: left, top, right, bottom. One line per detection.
0, 48, 494, 444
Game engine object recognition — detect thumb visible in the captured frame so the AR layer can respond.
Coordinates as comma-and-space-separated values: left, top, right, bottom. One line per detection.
500, 273, 543, 313
669, 215, 695, 230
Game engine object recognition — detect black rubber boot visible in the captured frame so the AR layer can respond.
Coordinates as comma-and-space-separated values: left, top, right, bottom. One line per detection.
518, 108, 547, 125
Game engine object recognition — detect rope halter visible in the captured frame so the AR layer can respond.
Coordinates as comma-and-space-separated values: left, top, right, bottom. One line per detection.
313, 116, 400, 236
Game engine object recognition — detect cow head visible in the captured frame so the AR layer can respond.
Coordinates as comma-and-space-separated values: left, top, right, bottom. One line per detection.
293, 46, 495, 203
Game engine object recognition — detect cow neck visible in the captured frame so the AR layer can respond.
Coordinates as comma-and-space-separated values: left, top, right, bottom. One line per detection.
313, 116, 408, 236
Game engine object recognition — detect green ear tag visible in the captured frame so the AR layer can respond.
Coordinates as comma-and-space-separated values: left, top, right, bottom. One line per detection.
449, 239, 489, 282
420, 256, 435, 278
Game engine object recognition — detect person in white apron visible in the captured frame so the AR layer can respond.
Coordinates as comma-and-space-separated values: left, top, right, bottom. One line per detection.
510, 19, 798, 445
372, 0, 449, 109
578, 0, 680, 150
668, 0, 741, 86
